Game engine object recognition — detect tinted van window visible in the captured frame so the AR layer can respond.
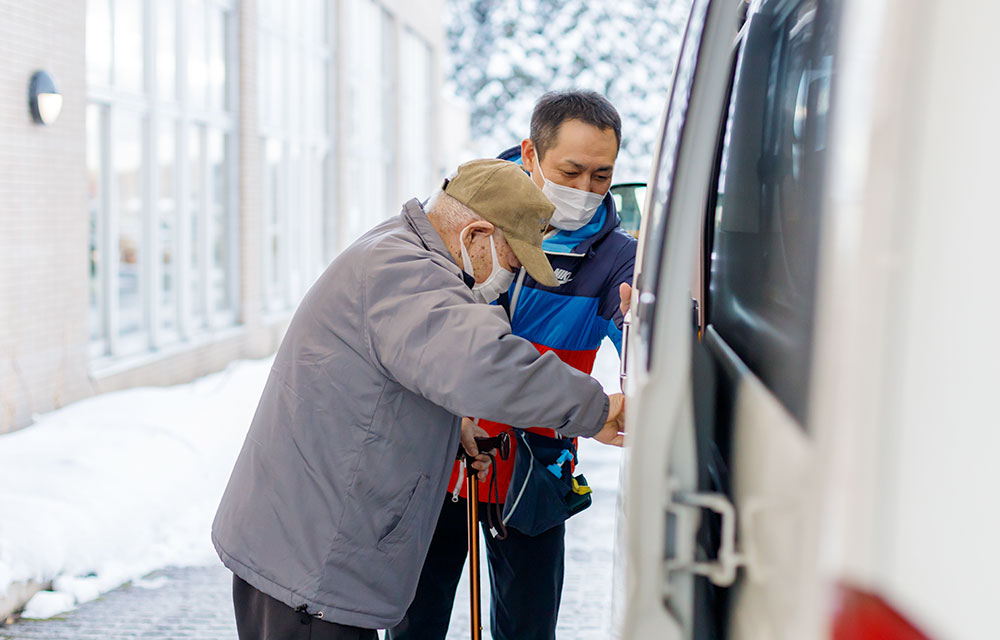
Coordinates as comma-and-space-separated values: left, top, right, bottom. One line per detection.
707, 0, 837, 424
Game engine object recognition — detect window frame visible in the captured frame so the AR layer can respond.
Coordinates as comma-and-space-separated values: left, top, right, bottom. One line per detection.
86, 0, 240, 362
257, 0, 334, 313
634, 0, 712, 373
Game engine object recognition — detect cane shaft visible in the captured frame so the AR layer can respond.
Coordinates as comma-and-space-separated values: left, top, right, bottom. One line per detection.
466, 461, 482, 640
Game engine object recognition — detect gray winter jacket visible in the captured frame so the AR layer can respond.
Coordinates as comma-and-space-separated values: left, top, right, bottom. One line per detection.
212, 199, 609, 629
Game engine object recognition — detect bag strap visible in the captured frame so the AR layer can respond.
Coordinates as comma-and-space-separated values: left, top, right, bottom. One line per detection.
502, 430, 536, 526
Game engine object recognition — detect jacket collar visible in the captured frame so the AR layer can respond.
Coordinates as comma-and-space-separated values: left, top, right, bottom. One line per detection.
497, 145, 621, 257
402, 198, 474, 286
403, 198, 452, 261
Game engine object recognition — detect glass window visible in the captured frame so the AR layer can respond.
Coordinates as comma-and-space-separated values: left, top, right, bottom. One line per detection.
87, 105, 106, 344
322, 152, 336, 263
258, 0, 334, 307
381, 9, 397, 210
263, 138, 284, 309
114, 0, 145, 92
87, 0, 237, 359
187, 0, 207, 109
306, 0, 327, 45
115, 111, 145, 339
268, 33, 284, 127
208, 130, 230, 314
288, 45, 302, 132
257, 0, 273, 26
157, 0, 177, 100
706, 0, 837, 423
189, 125, 206, 325
257, 33, 272, 127
286, 1, 302, 41
306, 56, 328, 137
345, 0, 385, 238
398, 29, 433, 206
309, 150, 329, 272
287, 149, 303, 296
87, 0, 112, 86
207, 5, 227, 111
159, 121, 178, 332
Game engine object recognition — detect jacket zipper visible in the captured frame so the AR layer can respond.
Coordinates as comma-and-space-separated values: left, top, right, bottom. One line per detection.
509, 267, 527, 322
543, 249, 586, 258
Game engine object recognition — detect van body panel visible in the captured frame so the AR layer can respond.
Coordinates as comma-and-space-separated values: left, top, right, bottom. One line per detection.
623, 0, 1000, 637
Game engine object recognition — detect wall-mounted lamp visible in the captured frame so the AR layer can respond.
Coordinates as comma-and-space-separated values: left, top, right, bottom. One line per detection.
28, 70, 63, 126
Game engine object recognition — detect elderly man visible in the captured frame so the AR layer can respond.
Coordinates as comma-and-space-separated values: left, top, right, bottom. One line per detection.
212, 159, 625, 640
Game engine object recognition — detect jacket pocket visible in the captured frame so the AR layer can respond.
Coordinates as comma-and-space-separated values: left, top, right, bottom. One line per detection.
377, 473, 429, 550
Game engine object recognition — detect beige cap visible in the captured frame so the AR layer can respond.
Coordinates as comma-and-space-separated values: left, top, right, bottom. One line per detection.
443, 159, 558, 287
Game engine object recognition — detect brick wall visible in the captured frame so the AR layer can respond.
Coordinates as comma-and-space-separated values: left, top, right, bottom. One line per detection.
0, 0, 90, 432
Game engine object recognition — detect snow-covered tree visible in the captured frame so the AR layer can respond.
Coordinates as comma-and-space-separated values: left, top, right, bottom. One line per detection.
445, 0, 693, 181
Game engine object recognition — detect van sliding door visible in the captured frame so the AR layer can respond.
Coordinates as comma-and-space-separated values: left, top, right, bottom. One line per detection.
619, 0, 744, 637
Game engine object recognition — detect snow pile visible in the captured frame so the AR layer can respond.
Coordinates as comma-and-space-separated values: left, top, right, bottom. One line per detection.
0, 358, 272, 618
18, 591, 75, 620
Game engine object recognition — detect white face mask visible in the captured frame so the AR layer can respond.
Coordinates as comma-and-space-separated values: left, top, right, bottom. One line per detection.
535, 156, 605, 231
460, 225, 516, 304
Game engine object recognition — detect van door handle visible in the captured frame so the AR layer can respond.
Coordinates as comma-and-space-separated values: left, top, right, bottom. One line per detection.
619, 309, 632, 388
664, 489, 747, 588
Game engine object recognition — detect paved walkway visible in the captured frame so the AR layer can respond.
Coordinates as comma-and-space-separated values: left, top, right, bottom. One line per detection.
0, 565, 237, 640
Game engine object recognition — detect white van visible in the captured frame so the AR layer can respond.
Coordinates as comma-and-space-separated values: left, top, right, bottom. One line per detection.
617, 0, 1000, 638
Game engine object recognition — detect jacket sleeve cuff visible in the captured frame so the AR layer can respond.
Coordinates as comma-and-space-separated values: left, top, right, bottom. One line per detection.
556, 392, 609, 439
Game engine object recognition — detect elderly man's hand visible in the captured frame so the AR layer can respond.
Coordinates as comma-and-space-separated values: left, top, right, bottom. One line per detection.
460, 417, 495, 481
594, 393, 625, 447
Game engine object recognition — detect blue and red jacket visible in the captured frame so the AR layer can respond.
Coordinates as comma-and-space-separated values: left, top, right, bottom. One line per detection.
448, 146, 637, 502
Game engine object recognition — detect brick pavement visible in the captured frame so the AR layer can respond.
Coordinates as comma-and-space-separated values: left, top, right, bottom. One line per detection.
0, 565, 238, 640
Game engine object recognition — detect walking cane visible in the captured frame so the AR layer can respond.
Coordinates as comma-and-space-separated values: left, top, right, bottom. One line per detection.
458, 430, 511, 640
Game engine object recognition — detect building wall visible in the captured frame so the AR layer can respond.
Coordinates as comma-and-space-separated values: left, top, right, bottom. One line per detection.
0, 1, 90, 431
0, 0, 452, 433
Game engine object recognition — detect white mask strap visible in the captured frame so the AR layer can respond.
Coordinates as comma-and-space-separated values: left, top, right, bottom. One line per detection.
459, 224, 476, 278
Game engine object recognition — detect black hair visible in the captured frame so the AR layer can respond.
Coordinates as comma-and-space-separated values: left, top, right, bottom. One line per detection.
529, 90, 622, 160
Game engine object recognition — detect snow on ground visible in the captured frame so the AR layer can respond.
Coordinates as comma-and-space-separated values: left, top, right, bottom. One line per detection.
0, 339, 624, 636
0, 359, 272, 618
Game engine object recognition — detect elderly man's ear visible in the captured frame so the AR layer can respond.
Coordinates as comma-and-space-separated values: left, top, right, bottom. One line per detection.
462, 220, 495, 243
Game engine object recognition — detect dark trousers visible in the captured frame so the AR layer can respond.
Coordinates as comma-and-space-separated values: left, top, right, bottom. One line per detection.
232, 573, 377, 640
387, 495, 565, 640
